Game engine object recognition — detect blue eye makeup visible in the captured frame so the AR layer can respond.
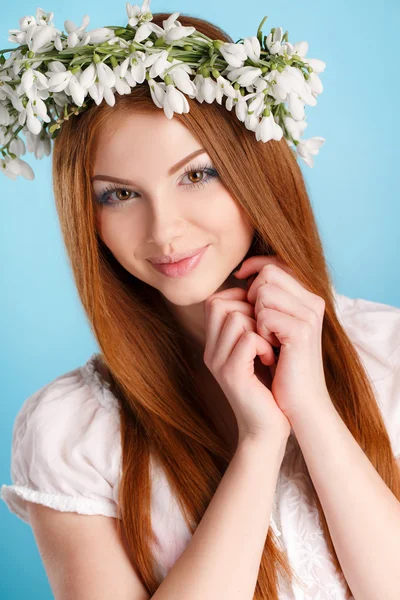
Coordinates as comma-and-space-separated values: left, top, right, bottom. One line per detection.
93, 162, 219, 208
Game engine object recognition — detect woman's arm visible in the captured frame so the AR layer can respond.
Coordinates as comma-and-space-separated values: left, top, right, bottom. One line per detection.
27, 503, 151, 600
288, 396, 400, 600
153, 432, 287, 600
27, 432, 287, 600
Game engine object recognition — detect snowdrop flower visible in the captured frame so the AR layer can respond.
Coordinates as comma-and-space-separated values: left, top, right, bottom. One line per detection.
0, 103, 13, 126
19, 97, 51, 134
226, 66, 263, 87
9, 136, 26, 157
20, 67, 49, 99
225, 88, 249, 123
161, 12, 196, 44
256, 112, 284, 143
148, 78, 166, 108
219, 42, 248, 68
243, 36, 261, 63
47, 64, 87, 107
64, 14, 91, 48
303, 58, 326, 75
283, 115, 308, 142
144, 50, 170, 79
246, 92, 266, 118
265, 27, 284, 56
296, 136, 325, 168
86, 28, 116, 44
214, 75, 236, 104
163, 85, 189, 119
197, 75, 217, 104
244, 112, 260, 132
168, 64, 197, 96
126, 0, 152, 28
1, 155, 34, 180
25, 130, 51, 159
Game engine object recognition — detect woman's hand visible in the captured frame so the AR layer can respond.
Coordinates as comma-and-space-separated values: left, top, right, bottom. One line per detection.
234, 255, 332, 419
203, 286, 292, 444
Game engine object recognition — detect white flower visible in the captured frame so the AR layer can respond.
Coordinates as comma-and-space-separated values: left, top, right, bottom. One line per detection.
46, 62, 88, 106
224, 89, 249, 123
163, 85, 189, 119
283, 115, 308, 141
1, 155, 34, 180
25, 130, 51, 159
256, 112, 283, 143
8, 8, 58, 51
113, 64, 133, 95
9, 136, 26, 157
126, 0, 152, 27
29, 25, 58, 53
86, 28, 115, 44
129, 52, 147, 83
64, 14, 91, 48
225, 88, 245, 111
296, 136, 325, 168
46, 68, 73, 92
168, 65, 197, 96
134, 21, 164, 43
0, 104, 13, 126
87, 81, 105, 106
192, 74, 206, 103
307, 72, 323, 95
96, 62, 116, 88
148, 78, 166, 108
79, 62, 116, 106
79, 61, 116, 95
226, 66, 263, 87
201, 76, 217, 103
160, 12, 196, 44
289, 41, 309, 58
265, 27, 284, 56
288, 91, 306, 121
214, 75, 236, 104
17, 96, 51, 134
243, 36, 261, 63
246, 93, 266, 117
303, 57, 326, 75
244, 112, 260, 132
144, 50, 170, 79
220, 42, 248, 68
20, 67, 49, 97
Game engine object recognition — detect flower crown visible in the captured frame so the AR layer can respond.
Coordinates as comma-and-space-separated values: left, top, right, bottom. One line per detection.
0, 1, 326, 181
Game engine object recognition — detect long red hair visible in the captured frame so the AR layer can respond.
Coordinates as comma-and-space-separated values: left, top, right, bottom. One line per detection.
51, 12, 400, 598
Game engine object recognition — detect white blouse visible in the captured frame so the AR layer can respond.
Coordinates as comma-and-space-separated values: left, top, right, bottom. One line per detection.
2, 289, 400, 599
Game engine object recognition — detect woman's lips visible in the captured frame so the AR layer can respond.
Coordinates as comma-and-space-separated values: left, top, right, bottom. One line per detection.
150, 245, 209, 278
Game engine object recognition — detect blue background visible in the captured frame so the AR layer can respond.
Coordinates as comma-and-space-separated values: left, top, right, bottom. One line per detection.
1, 0, 399, 597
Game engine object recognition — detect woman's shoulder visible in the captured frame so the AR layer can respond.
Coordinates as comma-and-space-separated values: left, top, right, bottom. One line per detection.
332, 288, 400, 457
332, 289, 400, 373
1, 353, 122, 525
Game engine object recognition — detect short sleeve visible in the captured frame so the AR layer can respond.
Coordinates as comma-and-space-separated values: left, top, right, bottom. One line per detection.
333, 290, 400, 458
1, 357, 122, 525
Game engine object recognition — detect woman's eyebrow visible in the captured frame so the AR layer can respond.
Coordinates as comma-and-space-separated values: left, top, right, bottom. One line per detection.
91, 148, 206, 185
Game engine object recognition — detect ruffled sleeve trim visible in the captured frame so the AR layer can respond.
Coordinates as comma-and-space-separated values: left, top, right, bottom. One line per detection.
1, 483, 119, 525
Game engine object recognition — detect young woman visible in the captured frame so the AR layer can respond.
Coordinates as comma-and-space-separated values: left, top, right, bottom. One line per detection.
2, 7, 400, 600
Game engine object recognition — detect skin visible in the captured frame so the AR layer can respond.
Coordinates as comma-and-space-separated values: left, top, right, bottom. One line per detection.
92, 110, 260, 451
92, 110, 255, 352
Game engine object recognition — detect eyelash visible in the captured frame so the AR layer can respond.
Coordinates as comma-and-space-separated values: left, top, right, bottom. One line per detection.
95, 162, 219, 208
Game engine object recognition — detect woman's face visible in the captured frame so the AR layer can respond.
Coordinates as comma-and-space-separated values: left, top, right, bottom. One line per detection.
92, 109, 255, 309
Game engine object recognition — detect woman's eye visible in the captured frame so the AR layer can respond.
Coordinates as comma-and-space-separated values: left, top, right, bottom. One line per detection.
112, 189, 133, 202
96, 163, 218, 207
